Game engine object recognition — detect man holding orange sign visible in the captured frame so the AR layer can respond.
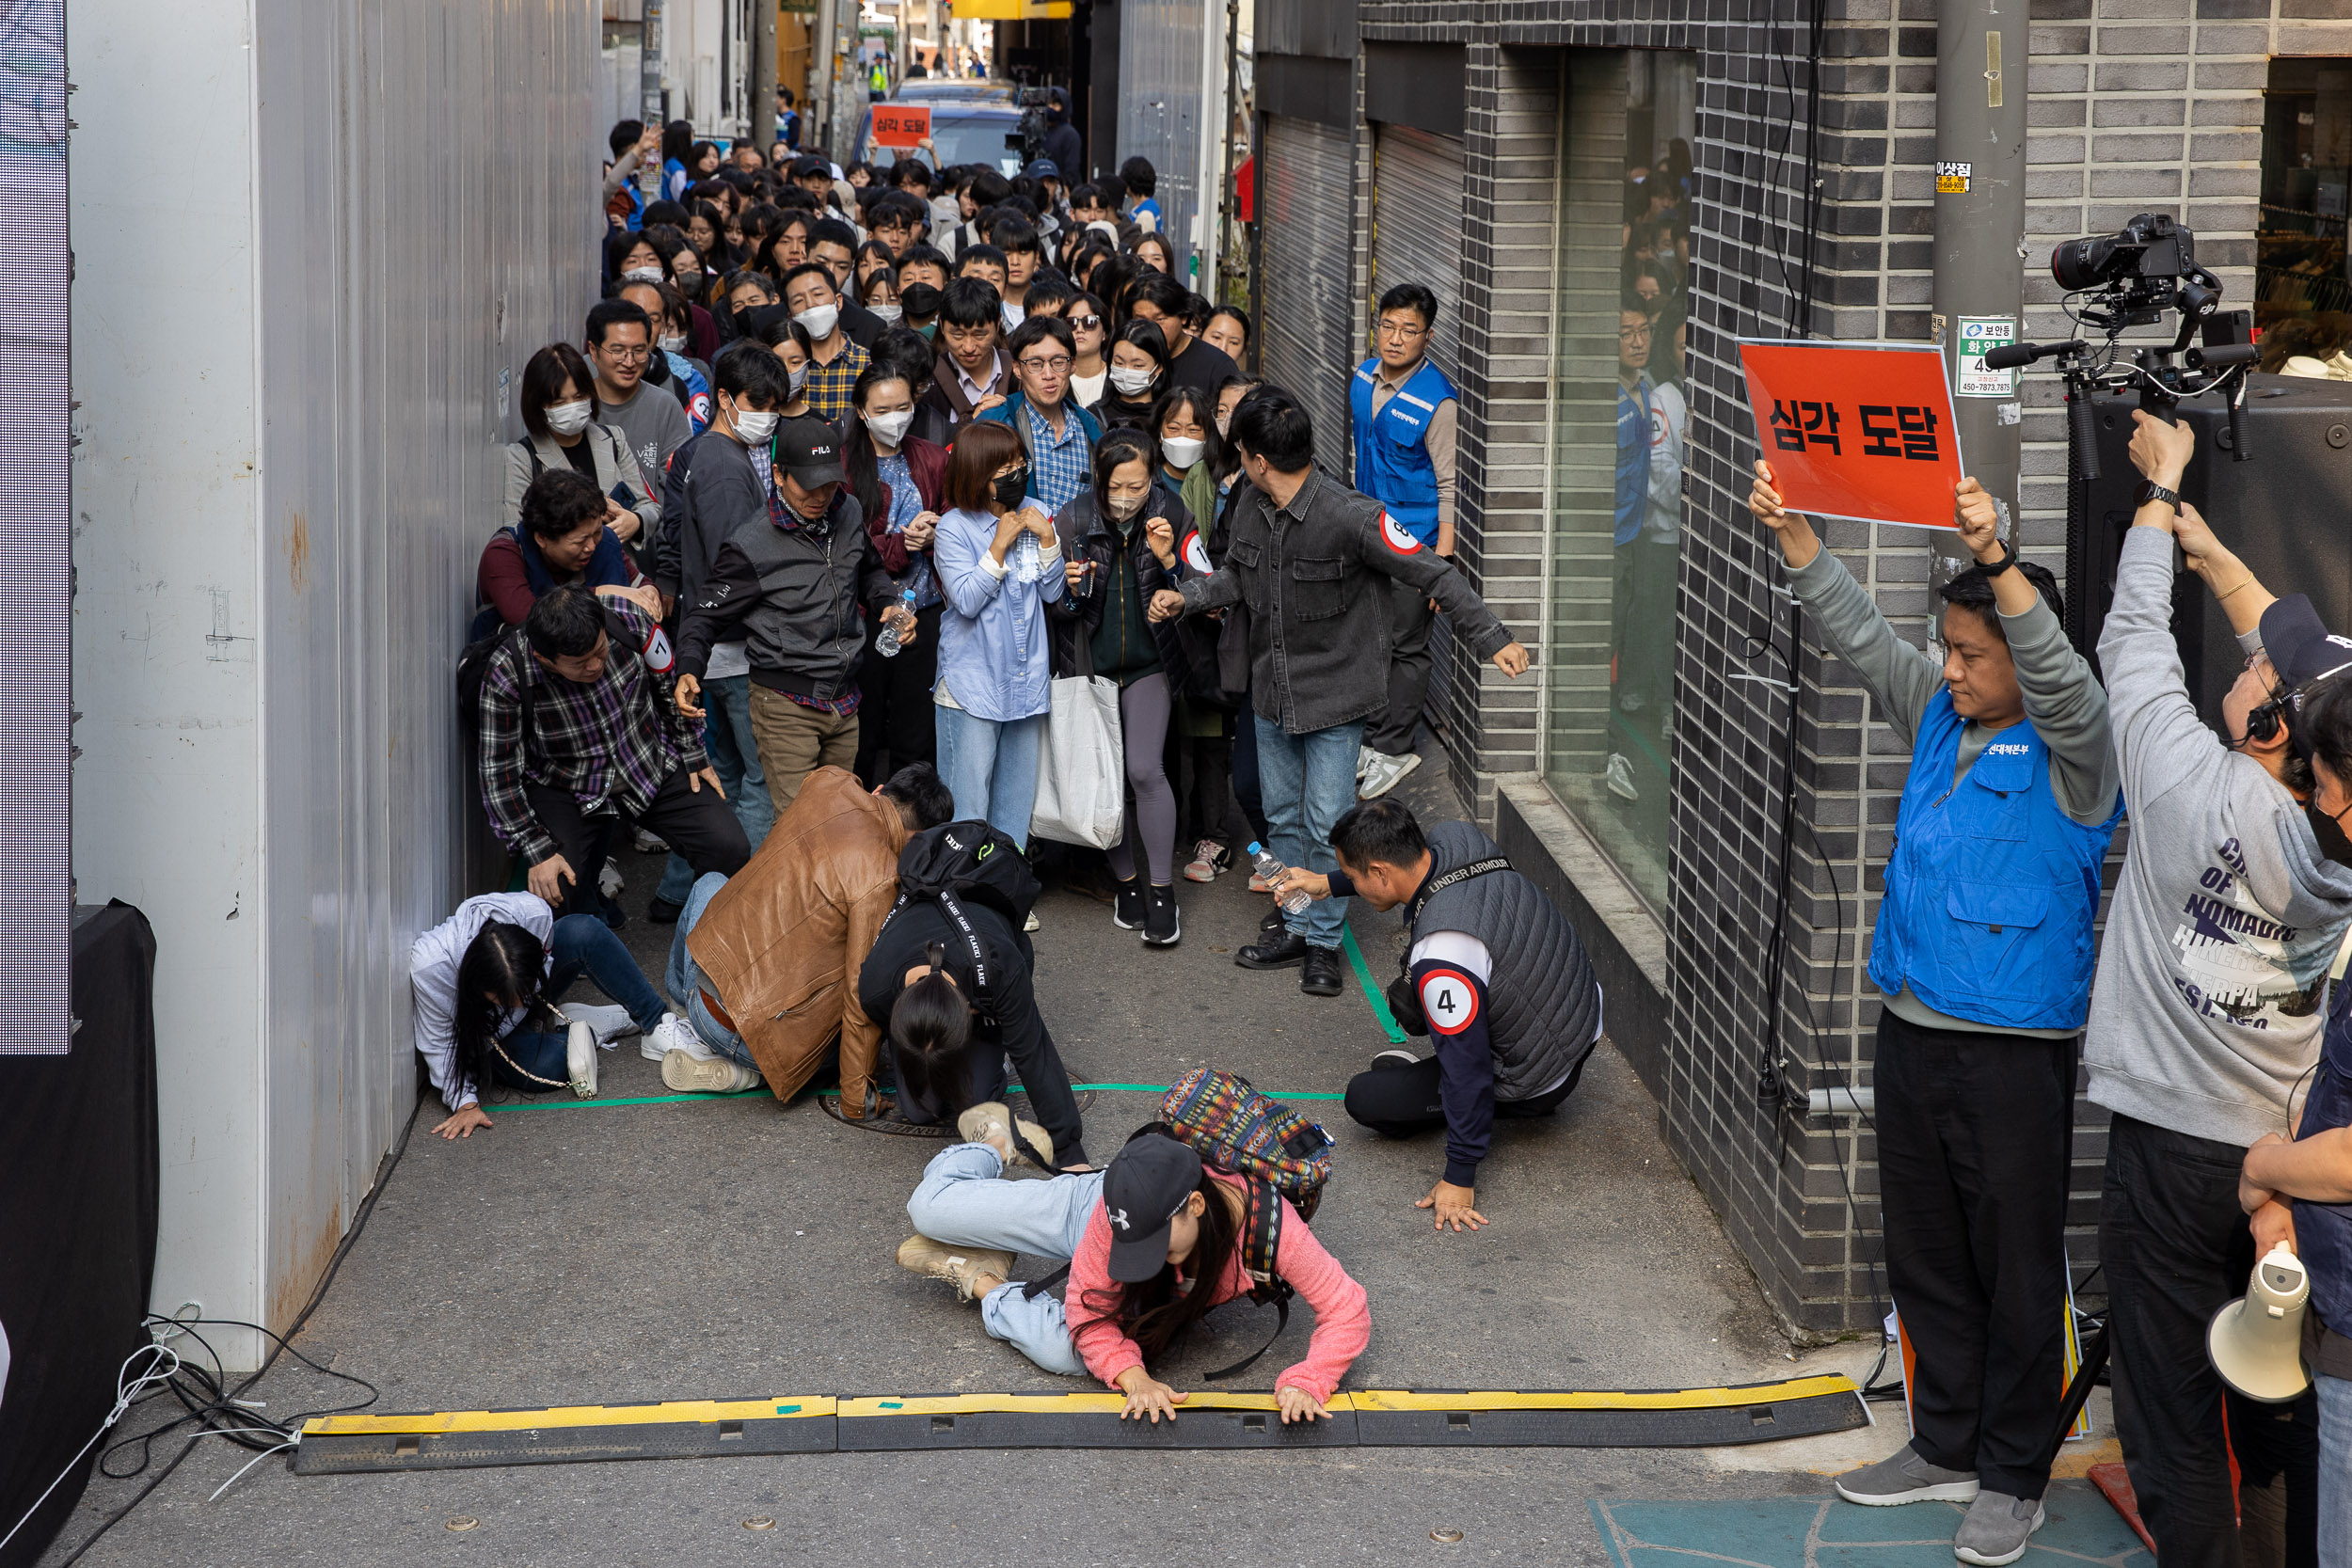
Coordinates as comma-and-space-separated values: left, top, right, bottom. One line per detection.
1749, 462, 2121, 1566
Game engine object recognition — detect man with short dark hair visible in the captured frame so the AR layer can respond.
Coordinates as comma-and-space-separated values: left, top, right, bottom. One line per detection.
896, 245, 951, 294
585, 299, 691, 506
1149, 391, 1529, 1001
665, 763, 956, 1101
781, 261, 871, 422
674, 420, 910, 813
1126, 271, 1236, 396
869, 194, 927, 257
990, 218, 1043, 328
604, 119, 655, 230
1352, 281, 1463, 801
925, 277, 1013, 431
978, 317, 1101, 514
1747, 460, 2122, 1564
1277, 798, 1602, 1230
955, 243, 1009, 294
810, 217, 887, 347
478, 587, 751, 922
1119, 156, 1161, 231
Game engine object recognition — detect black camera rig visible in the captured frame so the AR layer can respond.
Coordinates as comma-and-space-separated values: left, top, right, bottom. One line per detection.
1982, 213, 2261, 479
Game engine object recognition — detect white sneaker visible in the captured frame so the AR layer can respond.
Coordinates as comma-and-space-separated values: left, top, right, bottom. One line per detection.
598, 862, 626, 899
660, 1049, 762, 1093
561, 1003, 640, 1048
644, 1011, 714, 1064
1358, 750, 1422, 800
630, 827, 671, 854
1605, 752, 1639, 801
564, 1021, 598, 1099
1024, 910, 1041, 933
1355, 743, 1375, 783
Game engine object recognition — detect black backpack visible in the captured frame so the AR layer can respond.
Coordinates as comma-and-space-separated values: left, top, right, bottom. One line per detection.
876, 821, 1040, 1024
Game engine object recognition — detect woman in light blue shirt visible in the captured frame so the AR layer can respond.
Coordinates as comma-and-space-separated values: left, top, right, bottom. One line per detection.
931, 420, 1066, 847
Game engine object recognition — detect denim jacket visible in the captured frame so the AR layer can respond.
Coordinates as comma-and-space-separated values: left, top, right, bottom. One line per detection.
932, 504, 1067, 721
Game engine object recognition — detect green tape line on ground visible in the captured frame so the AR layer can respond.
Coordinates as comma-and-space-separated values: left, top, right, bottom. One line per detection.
1342, 926, 1410, 1046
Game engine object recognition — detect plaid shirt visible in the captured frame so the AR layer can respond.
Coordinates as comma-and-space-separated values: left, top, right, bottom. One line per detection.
477, 602, 707, 867
803, 337, 871, 426
1025, 398, 1092, 514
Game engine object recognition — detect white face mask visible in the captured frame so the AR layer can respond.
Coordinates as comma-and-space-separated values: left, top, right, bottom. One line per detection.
733, 407, 780, 446
1215, 412, 1232, 436
866, 407, 916, 447
869, 303, 904, 325
546, 400, 594, 436
1104, 491, 1146, 521
1161, 436, 1205, 470
793, 302, 840, 341
1108, 364, 1154, 397
622, 264, 664, 284
658, 332, 687, 354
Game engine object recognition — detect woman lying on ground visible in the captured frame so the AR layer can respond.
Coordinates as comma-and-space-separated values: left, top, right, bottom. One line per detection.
897, 1120, 1369, 1424
409, 891, 690, 1138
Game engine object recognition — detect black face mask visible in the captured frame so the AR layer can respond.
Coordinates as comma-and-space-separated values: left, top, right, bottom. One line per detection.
993, 470, 1028, 510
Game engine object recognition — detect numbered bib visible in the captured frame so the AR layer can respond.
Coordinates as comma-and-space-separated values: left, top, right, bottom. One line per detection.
1380, 511, 1422, 554
1417, 967, 1480, 1035
1183, 530, 1212, 575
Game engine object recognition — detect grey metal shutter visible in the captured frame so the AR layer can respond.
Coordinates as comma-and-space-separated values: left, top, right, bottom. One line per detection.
1257, 113, 1356, 475
1371, 123, 1467, 382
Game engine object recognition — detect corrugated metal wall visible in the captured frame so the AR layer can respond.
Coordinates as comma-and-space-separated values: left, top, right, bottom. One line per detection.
1118, 0, 1206, 267
252, 0, 600, 1329
1256, 112, 1354, 473
1369, 124, 1465, 384
72, 0, 598, 1359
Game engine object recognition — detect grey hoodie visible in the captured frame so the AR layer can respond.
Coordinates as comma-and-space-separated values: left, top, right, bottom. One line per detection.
2089, 526, 2352, 1146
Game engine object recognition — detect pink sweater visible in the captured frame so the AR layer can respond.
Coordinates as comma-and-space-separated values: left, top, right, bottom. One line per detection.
1063, 1169, 1370, 1402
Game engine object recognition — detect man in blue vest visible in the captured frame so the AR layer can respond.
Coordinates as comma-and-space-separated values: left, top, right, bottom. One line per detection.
1749, 460, 2122, 1568
1351, 282, 1462, 801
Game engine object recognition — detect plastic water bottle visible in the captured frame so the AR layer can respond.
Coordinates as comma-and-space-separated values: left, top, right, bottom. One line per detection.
1248, 842, 1314, 915
875, 586, 918, 659
1011, 529, 1042, 584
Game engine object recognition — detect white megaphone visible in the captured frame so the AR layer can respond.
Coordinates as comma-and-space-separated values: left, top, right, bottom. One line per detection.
2206, 1243, 2312, 1404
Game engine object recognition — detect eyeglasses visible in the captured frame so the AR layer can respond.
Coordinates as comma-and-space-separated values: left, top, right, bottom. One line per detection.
1018, 355, 1073, 373
599, 343, 654, 362
1375, 318, 1428, 340
1071, 314, 1102, 331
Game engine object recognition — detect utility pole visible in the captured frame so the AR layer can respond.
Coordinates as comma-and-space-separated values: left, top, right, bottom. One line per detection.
642, 0, 666, 198
754, 0, 778, 149
1929, 0, 2026, 609
811, 0, 838, 156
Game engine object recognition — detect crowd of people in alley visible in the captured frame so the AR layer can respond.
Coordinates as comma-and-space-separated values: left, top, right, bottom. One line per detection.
400, 111, 2352, 1568
411, 114, 1601, 1430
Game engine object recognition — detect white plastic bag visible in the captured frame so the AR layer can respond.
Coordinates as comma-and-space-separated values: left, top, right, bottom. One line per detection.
1029, 673, 1126, 848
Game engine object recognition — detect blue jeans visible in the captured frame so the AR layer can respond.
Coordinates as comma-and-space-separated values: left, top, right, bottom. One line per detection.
934, 705, 1045, 850
907, 1141, 1106, 1378
2324, 1374, 2350, 1565
659, 673, 775, 906
664, 871, 755, 1069
492, 913, 668, 1090
1252, 713, 1365, 949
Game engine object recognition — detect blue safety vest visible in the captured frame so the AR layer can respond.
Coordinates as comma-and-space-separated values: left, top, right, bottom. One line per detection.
2301, 938, 2352, 1338
1866, 691, 2122, 1029
1351, 356, 1457, 545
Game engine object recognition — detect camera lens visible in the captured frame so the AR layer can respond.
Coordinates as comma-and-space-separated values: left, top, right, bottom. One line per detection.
2051, 235, 2122, 292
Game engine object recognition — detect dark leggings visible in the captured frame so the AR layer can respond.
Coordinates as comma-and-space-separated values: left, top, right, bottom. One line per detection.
1343, 1051, 1589, 1136
1107, 672, 1177, 886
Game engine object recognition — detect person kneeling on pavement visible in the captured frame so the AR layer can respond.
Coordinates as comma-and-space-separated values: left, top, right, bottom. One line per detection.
410, 890, 685, 1137
855, 820, 1090, 1165
1275, 799, 1601, 1232
658, 762, 956, 1099
898, 1123, 1367, 1422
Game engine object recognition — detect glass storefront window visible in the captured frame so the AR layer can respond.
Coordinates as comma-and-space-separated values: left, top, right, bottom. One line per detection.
2258, 60, 2352, 365
1542, 49, 1695, 916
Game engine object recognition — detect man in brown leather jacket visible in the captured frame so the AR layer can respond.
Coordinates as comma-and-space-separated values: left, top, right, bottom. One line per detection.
658, 762, 955, 1101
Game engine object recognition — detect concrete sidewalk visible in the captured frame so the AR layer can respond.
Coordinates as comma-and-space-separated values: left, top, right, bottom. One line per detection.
37, 750, 2116, 1566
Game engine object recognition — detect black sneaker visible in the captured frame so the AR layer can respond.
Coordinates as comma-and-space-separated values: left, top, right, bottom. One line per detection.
1112, 876, 1145, 930
1143, 885, 1181, 947
647, 895, 685, 926
1260, 903, 1288, 935
1301, 945, 1344, 997
1236, 929, 1310, 970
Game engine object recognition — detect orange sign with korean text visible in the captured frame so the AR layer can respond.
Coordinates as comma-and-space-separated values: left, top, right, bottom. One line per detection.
871, 103, 931, 150
1738, 341, 1965, 531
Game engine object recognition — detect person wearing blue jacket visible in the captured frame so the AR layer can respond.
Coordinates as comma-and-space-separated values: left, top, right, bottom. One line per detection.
977, 317, 1104, 515
1749, 461, 2122, 1568
1350, 283, 1462, 802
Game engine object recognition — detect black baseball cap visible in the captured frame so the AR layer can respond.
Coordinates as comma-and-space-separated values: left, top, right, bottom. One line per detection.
774, 420, 844, 488
2260, 594, 2352, 689
1102, 1134, 1202, 1283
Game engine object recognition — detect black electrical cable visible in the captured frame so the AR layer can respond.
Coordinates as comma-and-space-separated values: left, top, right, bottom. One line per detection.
50, 1101, 420, 1564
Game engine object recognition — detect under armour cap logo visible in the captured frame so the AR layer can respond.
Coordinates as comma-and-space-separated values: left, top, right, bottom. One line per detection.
1107, 1208, 1129, 1231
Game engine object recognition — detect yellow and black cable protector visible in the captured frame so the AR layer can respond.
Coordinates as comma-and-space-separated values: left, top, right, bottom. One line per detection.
294, 1374, 1864, 1472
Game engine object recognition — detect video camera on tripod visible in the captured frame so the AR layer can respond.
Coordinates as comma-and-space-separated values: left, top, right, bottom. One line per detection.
1983, 213, 2262, 479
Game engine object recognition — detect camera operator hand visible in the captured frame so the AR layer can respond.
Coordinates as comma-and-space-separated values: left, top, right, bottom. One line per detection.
2169, 501, 2278, 633
2126, 408, 2195, 499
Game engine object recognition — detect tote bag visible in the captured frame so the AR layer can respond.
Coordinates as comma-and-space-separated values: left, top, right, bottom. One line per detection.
1029, 631, 1127, 849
